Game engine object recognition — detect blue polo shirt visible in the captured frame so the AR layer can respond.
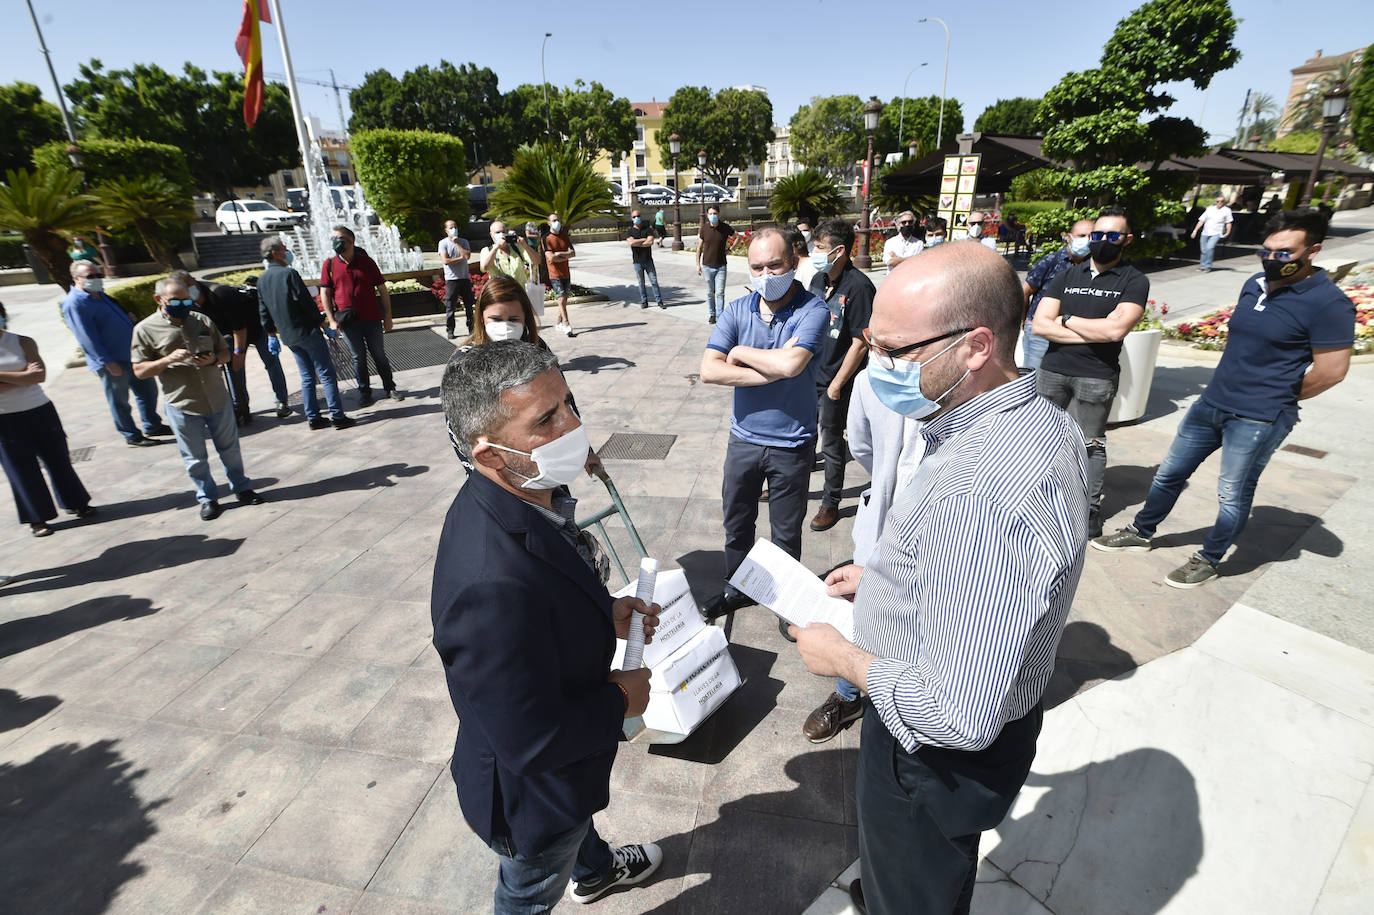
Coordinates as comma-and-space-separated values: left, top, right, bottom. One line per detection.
1203, 269, 1355, 424
706, 282, 829, 447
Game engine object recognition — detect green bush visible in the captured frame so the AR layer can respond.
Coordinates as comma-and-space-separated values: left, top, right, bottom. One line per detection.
33, 139, 194, 194
0, 234, 25, 268
352, 129, 467, 246
1002, 200, 1064, 222
106, 274, 164, 319
203, 268, 262, 286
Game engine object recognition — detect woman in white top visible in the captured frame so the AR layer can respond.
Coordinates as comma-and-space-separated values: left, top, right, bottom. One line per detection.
0, 301, 95, 536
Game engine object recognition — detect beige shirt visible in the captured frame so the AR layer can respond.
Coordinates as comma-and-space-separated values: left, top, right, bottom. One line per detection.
131, 309, 230, 415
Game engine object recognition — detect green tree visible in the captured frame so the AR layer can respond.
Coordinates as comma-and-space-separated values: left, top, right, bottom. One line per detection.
510, 80, 636, 163
657, 86, 773, 186
769, 169, 846, 222
0, 167, 103, 292
1269, 130, 1322, 154
1351, 50, 1374, 154
1035, 0, 1239, 258
1007, 167, 1060, 202
95, 175, 194, 271
974, 97, 1043, 136
63, 61, 296, 201
485, 143, 616, 228
351, 129, 467, 245
33, 138, 193, 193
1234, 91, 1278, 146
877, 96, 965, 154
0, 82, 66, 175
349, 62, 514, 170
790, 95, 865, 179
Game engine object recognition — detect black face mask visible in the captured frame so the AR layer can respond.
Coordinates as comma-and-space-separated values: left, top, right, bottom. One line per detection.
331, 238, 348, 254
1090, 240, 1123, 264
899, 224, 915, 238
1262, 256, 1306, 284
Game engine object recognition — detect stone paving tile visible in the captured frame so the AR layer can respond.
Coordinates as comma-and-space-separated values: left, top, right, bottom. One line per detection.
242, 748, 441, 888
244, 591, 376, 657
153, 649, 315, 733
315, 549, 431, 601
172, 589, 305, 648
248, 656, 404, 746
188, 864, 361, 915
329, 598, 432, 667
350, 893, 463, 915
103, 846, 233, 915
76, 640, 233, 718
5, 630, 157, 703
347, 666, 455, 765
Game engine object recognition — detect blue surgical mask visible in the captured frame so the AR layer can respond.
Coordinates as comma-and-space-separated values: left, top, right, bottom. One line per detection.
550, 221, 561, 233
751, 270, 795, 301
810, 249, 834, 273
285, 250, 295, 265
708, 214, 719, 225
866, 333, 969, 419
447, 227, 459, 238
1069, 236, 1091, 257
82, 277, 104, 294
162, 300, 194, 321
633, 217, 641, 226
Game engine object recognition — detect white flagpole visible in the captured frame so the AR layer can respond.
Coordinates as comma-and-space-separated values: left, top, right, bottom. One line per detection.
265, 0, 314, 184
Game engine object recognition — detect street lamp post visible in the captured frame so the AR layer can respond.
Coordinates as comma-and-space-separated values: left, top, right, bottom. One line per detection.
698, 149, 708, 239
855, 97, 883, 270
897, 62, 928, 151
669, 133, 684, 252
1299, 84, 1349, 208
541, 33, 553, 138
918, 17, 950, 149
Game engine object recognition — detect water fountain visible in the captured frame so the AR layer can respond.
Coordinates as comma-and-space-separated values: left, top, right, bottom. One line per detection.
280, 142, 425, 279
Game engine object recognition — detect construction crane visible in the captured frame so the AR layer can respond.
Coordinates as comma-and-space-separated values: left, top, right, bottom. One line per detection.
265, 69, 354, 137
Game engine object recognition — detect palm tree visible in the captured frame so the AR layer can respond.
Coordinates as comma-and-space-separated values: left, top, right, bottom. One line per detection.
769, 169, 845, 223
0, 167, 102, 292
379, 170, 468, 247
95, 175, 194, 272
485, 142, 617, 228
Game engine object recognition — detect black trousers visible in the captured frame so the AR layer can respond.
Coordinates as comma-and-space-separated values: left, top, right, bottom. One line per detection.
445, 278, 475, 335
856, 700, 1042, 915
0, 401, 90, 525
721, 433, 815, 595
817, 385, 853, 508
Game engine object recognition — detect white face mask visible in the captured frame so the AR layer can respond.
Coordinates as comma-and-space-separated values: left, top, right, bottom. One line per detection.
486, 423, 590, 490
80, 276, 104, 293
484, 319, 523, 342
751, 270, 795, 301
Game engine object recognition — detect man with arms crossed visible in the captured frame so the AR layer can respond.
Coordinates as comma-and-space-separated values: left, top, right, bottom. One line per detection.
1095, 208, 1354, 588
432, 341, 663, 910
792, 242, 1089, 914
439, 219, 474, 339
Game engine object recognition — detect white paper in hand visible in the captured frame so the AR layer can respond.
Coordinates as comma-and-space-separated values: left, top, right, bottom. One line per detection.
728, 539, 855, 641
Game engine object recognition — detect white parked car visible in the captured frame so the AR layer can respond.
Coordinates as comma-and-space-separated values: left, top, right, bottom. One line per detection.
215, 200, 307, 234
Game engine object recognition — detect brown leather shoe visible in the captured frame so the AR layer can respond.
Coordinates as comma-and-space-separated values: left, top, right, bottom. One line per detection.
802, 691, 863, 743
810, 505, 839, 531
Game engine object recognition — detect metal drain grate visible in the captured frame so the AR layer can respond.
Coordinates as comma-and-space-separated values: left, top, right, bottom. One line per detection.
597, 433, 677, 461
70, 446, 95, 463
1281, 443, 1327, 459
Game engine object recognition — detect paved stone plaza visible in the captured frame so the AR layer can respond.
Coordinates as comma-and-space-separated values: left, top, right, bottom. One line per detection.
2, 220, 1372, 914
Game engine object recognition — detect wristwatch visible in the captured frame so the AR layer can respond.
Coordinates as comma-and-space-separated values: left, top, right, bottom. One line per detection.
1060, 314, 1071, 326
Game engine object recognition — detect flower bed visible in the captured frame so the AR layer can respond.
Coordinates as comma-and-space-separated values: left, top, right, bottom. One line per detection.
1167, 269, 1373, 355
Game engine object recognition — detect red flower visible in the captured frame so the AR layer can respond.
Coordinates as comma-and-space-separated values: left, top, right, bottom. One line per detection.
1159, 304, 1168, 314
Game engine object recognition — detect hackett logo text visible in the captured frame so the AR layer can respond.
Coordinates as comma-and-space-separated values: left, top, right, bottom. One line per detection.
1062, 286, 1124, 298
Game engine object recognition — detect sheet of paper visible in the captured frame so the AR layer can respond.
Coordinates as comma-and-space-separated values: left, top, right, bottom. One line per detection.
728, 539, 855, 641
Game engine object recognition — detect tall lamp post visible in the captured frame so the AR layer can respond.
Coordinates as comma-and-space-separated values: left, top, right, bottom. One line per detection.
854, 97, 883, 270
897, 62, 928, 152
669, 133, 684, 251
918, 16, 950, 149
698, 149, 708, 238
1299, 84, 1349, 207
541, 32, 553, 138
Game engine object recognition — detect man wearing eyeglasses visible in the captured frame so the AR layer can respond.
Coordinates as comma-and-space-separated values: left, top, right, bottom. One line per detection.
790, 241, 1089, 915
964, 211, 998, 251
882, 210, 924, 273
1031, 207, 1149, 538
1094, 208, 1353, 588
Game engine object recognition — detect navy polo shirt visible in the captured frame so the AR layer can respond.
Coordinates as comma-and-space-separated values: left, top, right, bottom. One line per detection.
1041, 259, 1150, 380
706, 282, 829, 447
808, 262, 876, 389
1203, 269, 1355, 424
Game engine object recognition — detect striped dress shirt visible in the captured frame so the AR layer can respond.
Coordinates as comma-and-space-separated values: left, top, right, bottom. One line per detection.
855, 371, 1089, 753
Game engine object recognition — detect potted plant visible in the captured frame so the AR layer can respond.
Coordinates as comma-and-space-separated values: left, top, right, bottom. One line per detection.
1108, 300, 1167, 423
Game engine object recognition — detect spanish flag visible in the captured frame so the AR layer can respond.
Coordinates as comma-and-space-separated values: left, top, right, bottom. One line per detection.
235, 0, 271, 129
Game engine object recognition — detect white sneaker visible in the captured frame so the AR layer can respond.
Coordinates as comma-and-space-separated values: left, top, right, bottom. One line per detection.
563, 322, 574, 336
555, 320, 568, 334
567, 843, 663, 904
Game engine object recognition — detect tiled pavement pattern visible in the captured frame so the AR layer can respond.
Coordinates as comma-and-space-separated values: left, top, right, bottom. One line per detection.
2, 217, 1372, 913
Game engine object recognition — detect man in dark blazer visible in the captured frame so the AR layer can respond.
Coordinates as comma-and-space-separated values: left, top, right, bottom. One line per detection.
432, 341, 663, 911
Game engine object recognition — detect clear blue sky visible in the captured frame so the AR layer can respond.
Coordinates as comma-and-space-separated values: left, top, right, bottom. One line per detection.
3, 0, 1364, 147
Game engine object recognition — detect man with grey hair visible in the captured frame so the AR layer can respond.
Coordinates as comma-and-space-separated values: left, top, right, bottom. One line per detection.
131, 275, 263, 520
432, 340, 664, 910
792, 242, 1088, 915
882, 210, 924, 272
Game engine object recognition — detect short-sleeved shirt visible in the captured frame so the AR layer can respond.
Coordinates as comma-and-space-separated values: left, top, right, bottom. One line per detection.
439, 237, 470, 281
626, 225, 655, 265
809, 262, 875, 389
480, 244, 532, 286
543, 231, 573, 280
1040, 259, 1150, 380
131, 310, 230, 415
319, 249, 386, 322
1203, 269, 1355, 424
883, 234, 924, 271
706, 283, 829, 447
654, 211, 665, 227
698, 221, 736, 267
1197, 205, 1233, 237
70, 244, 101, 265
1024, 247, 1079, 322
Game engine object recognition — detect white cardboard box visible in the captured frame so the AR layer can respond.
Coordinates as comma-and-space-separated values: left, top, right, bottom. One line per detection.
612, 569, 706, 669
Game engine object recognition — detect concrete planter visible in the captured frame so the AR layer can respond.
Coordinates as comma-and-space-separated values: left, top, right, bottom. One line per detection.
389, 289, 442, 318
1109, 328, 1163, 423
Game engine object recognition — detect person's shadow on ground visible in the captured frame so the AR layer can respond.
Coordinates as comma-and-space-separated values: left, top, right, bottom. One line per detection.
0, 537, 242, 597
0, 688, 61, 733
257, 462, 429, 502
0, 596, 161, 661
1044, 621, 1137, 708
1151, 505, 1342, 577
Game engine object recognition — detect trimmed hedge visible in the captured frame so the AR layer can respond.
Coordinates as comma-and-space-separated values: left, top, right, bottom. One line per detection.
106, 274, 164, 320
1001, 200, 1065, 222
0, 235, 26, 269
352, 129, 467, 246
33, 138, 194, 194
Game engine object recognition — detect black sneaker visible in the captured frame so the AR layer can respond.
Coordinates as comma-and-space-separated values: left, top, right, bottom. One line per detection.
275, 401, 293, 419
235, 490, 265, 506
144, 424, 175, 437
387, 388, 405, 402
567, 843, 662, 904
702, 591, 756, 621
332, 415, 357, 430
126, 435, 157, 447
708, 315, 717, 324
199, 500, 222, 521
358, 392, 374, 408
308, 417, 331, 430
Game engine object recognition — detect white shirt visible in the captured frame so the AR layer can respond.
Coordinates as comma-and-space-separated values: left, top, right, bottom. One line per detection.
884, 235, 925, 271
1198, 205, 1233, 237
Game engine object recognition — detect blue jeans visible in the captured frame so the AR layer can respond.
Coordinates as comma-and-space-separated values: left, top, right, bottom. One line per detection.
836, 677, 860, 701
341, 320, 395, 396
488, 819, 613, 914
702, 264, 727, 317
633, 261, 662, 305
288, 332, 346, 420
164, 400, 251, 504
97, 362, 163, 442
229, 334, 290, 418
1199, 233, 1221, 270
1021, 319, 1048, 370
1132, 398, 1295, 566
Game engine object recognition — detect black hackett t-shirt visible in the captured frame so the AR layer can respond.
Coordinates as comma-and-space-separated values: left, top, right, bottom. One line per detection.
626, 224, 655, 265
1040, 259, 1150, 379
810, 262, 875, 388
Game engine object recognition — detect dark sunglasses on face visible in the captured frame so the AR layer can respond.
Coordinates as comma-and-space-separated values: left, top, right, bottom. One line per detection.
1256, 246, 1308, 263
1089, 231, 1127, 243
